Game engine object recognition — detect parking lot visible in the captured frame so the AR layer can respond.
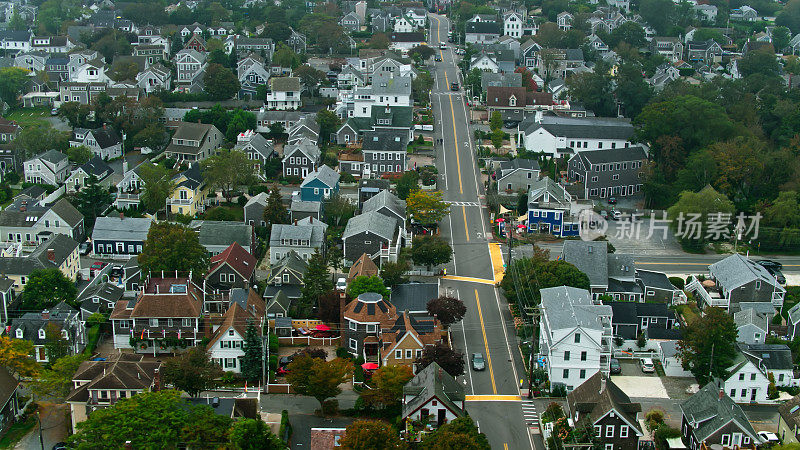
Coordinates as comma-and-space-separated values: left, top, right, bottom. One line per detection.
611, 359, 669, 398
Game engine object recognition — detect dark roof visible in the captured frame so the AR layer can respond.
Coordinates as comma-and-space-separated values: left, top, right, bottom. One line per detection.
402, 362, 465, 419
78, 155, 113, 179
740, 343, 793, 371
680, 380, 758, 443
192, 221, 251, 249
208, 242, 256, 281
66, 354, 161, 403
576, 146, 648, 165
389, 32, 425, 43
607, 301, 674, 325
778, 395, 800, 435
567, 373, 642, 433
390, 283, 438, 313
636, 270, 678, 291
78, 282, 124, 304
0, 234, 80, 277
0, 367, 18, 411
645, 327, 682, 340
466, 22, 502, 34
362, 129, 408, 151
49, 198, 84, 227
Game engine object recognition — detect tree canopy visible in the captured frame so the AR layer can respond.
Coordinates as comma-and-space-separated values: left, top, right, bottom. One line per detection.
347, 275, 390, 298
339, 420, 406, 449
20, 268, 77, 311
204, 63, 240, 100
500, 247, 590, 307
426, 296, 466, 328
677, 307, 738, 384
162, 346, 223, 397
422, 417, 491, 449
138, 222, 210, 276
201, 149, 256, 201
411, 235, 452, 270
407, 190, 450, 226
416, 342, 465, 377
286, 353, 353, 411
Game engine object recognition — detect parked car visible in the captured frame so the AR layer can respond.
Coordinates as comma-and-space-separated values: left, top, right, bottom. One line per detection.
51, 108, 59, 116
471, 353, 485, 371
607, 197, 617, 204
611, 210, 623, 221
757, 259, 783, 270
90, 261, 107, 276
279, 356, 293, 368
758, 431, 779, 444
450, 82, 459, 91
610, 358, 621, 374
439, 42, 447, 49
639, 358, 655, 373
599, 210, 609, 220
336, 277, 347, 291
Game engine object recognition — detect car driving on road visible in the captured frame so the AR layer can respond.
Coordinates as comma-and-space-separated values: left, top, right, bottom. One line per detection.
450, 82, 459, 91
471, 353, 485, 371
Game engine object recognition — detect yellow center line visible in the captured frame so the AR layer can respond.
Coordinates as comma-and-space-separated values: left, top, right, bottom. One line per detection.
637, 261, 800, 267
466, 395, 522, 402
504, 444, 510, 450
475, 288, 497, 394
434, 16, 464, 195
462, 205, 469, 242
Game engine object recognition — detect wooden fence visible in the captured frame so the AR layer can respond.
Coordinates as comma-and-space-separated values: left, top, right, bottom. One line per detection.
277, 336, 341, 346
266, 383, 295, 394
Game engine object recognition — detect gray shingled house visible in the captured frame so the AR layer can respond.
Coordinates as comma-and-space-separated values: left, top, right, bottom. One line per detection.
342, 210, 398, 263
680, 380, 759, 449
268, 219, 326, 264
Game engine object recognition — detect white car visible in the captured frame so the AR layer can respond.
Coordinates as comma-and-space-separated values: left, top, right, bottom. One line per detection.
336, 277, 347, 291
639, 358, 655, 373
758, 431, 779, 444
439, 42, 447, 49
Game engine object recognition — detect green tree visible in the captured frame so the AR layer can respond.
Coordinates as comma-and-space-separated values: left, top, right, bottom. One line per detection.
59, 102, 92, 128
162, 346, 223, 397
0, 336, 38, 379
240, 321, 264, 383
229, 418, 286, 449
139, 162, 174, 213
181, 404, 233, 448
464, 68, 482, 98
29, 353, 87, 400
340, 420, 406, 449
90, 31, 132, 61
138, 222, 210, 276
411, 235, 452, 270
396, 171, 419, 200
13, 123, 68, 158
347, 275, 390, 298
0, 67, 30, 106
426, 296, 466, 328
295, 64, 328, 96
133, 123, 167, 150
323, 193, 356, 227
361, 365, 414, 409
773, 26, 792, 51
300, 250, 333, 316
201, 149, 256, 202
777, 0, 800, 34
490, 128, 504, 149
412, 71, 434, 105
262, 184, 289, 233
204, 63, 241, 100
422, 417, 490, 449
225, 109, 258, 142
615, 63, 653, 118
272, 43, 301, 69
490, 111, 502, 131
75, 174, 113, 227
666, 185, 735, 251
66, 145, 92, 165
262, 22, 292, 42
416, 342, 465, 376
380, 258, 410, 287
109, 60, 140, 82
677, 307, 738, 384
640, 0, 675, 34
565, 61, 615, 117
368, 33, 390, 49
68, 390, 230, 449
764, 191, 800, 228
44, 323, 70, 364
738, 48, 781, 78
607, 21, 646, 48
20, 268, 77, 311
285, 354, 353, 412
500, 255, 591, 307
406, 190, 449, 226
316, 109, 341, 144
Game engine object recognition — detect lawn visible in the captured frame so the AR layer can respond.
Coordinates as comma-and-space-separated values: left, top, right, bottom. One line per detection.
4, 108, 51, 128
202, 205, 244, 221
675, 303, 701, 325
0, 416, 36, 449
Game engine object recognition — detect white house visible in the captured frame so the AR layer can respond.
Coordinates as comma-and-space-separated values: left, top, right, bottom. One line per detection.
207, 288, 265, 373
24, 150, 69, 186
351, 72, 412, 118
393, 15, 416, 33
70, 59, 110, 84
70, 126, 122, 160
503, 11, 524, 39
266, 77, 301, 110
401, 362, 465, 427
136, 63, 171, 93
539, 286, 612, 392
518, 114, 635, 157
470, 53, 500, 73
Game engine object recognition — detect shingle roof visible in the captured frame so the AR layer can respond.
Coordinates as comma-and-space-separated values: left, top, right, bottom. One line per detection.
362, 189, 405, 219
348, 253, 379, 280
0, 367, 17, 411
680, 380, 758, 443
390, 282, 438, 313
734, 308, 768, 331
402, 362, 465, 418
342, 210, 398, 241
636, 270, 678, 291
207, 288, 265, 348
208, 242, 256, 281
466, 22, 502, 34
576, 146, 648, 166
270, 77, 301, 92
172, 122, 215, 141
49, 198, 84, 227
193, 221, 252, 249
362, 129, 408, 151
709, 254, 783, 291
740, 343, 793, 371
521, 116, 634, 141
301, 165, 340, 189
528, 176, 570, 208
540, 286, 611, 330
66, 354, 161, 403
269, 222, 326, 247
78, 155, 113, 179
567, 373, 642, 433
268, 250, 308, 281
561, 241, 609, 288
35, 149, 68, 165
92, 216, 153, 242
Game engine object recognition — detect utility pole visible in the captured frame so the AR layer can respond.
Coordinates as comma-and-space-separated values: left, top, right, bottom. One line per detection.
36, 411, 44, 450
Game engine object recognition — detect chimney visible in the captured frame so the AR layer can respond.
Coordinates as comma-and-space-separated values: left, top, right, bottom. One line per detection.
119, 212, 125, 220
47, 248, 55, 263
309, 216, 313, 223
599, 376, 606, 394
294, 219, 298, 226
719, 389, 724, 400
41, 310, 50, 320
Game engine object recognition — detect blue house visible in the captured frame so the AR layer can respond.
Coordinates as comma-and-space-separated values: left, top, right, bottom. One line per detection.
300, 165, 340, 202
91, 216, 153, 257
527, 176, 579, 237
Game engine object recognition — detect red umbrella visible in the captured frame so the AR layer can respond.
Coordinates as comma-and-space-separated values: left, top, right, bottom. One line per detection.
361, 362, 379, 370
315, 324, 331, 331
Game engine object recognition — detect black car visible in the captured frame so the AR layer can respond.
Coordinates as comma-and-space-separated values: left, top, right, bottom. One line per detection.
450, 82, 459, 91
279, 355, 293, 367
610, 358, 621, 374
757, 259, 783, 271
607, 196, 617, 204
503, 120, 520, 129
434, 55, 442, 62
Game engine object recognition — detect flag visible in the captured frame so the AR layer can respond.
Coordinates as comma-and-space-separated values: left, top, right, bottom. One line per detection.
178, 329, 181, 339
141, 329, 145, 339
130, 328, 133, 336
244, 381, 247, 390
162, 329, 166, 338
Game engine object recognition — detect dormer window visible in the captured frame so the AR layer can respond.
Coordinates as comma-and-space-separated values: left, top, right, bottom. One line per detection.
38, 329, 45, 339
509, 95, 517, 107
15, 329, 22, 339
62, 330, 69, 340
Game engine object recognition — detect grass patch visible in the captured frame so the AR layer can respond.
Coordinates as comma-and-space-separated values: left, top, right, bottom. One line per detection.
84, 325, 101, 355
0, 415, 36, 449
201, 205, 244, 221
675, 304, 701, 325
5, 108, 50, 128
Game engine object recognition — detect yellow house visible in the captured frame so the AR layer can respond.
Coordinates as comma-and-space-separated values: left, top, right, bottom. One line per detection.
0, 234, 80, 292
167, 164, 208, 216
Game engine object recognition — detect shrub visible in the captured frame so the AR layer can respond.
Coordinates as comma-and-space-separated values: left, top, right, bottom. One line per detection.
237, 195, 248, 207
645, 409, 664, 431
669, 277, 685, 290
322, 399, 338, 416
269, 334, 279, 353
221, 371, 237, 384
336, 347, 350, 358
269, 354, 278, 370
551, 383, 567, 397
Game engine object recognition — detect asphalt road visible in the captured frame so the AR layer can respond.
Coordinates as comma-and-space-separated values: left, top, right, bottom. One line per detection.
429, 15, 537, 450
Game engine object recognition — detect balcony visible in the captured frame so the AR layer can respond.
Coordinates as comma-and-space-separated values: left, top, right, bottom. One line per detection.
168, 198, 193, 206
116, 193, 140, 201
686, 275, 728, 309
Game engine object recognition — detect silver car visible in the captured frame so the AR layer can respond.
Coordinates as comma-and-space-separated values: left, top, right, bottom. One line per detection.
471, 353, 485, 371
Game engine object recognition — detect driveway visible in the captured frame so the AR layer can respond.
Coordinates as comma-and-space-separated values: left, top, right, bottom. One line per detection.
15, 402, 68, 450
612, 376, 669, 398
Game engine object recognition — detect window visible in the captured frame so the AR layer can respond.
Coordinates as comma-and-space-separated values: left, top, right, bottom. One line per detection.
741, 388, 747, 397
606, 425, 614, 438
779, 373, 785, 382
224, 358, 237, 369
406, 349, 413, 359
395, 350, 402, 359
15, 329, 21, 339
220, 273, 227, 283
574, 333, 581, 343
349, 321, 357, 331
579, 369, 586, 379
730, 389, 736, 396
563, 369, 569, 378
366, 324, 377, 333
595, 425, 602, 437
228, 329, 235, 336
149, 319, 158, 327
168, 319, 174, 327
605, 445, 613, 450
581, 351, 587, 361
349, 338, 357, 349
182, 319, 192, 327
751, 373, 756, 381
564, 351, 570, 361
620, 425, 629, 438
739, 373, 745, 381
38, 329, 45, 339
119, 320, 130, 329
721, 435, 730, 447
